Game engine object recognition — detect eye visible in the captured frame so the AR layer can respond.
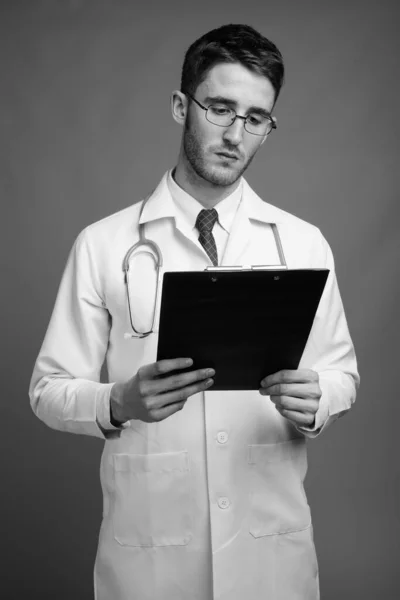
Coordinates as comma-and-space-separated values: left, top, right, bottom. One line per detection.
209, 104, 231, 116
247, 114, 266, 126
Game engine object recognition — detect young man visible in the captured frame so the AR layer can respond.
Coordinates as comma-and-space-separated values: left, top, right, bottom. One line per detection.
29, 24, 359, 600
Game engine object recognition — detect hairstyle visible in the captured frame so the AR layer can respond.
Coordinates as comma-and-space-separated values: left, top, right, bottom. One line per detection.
180, 24, 285, 103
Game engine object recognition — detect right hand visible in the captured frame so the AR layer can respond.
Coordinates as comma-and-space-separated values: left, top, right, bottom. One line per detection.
110, 358, 215, 424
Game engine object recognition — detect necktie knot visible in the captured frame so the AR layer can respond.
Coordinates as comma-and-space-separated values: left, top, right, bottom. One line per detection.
195, 208, 218, 234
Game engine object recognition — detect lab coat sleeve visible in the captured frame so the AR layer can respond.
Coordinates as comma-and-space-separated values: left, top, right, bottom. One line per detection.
295, 232, 360, 439
29, 229, 126, 440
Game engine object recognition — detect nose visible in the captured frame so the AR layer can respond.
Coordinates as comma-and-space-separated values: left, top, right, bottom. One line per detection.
222, 116, 245, 146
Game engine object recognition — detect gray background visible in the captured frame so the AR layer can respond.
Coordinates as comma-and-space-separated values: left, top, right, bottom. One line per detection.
1, 0, 399, 598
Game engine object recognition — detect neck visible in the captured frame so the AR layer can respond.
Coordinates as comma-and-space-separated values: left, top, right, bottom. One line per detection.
173, 149, 240, 208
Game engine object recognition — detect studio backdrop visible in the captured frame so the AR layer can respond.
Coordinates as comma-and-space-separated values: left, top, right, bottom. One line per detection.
1, 1, 399, 598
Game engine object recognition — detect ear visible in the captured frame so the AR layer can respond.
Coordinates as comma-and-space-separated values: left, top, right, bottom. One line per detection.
171, 91, 188, 126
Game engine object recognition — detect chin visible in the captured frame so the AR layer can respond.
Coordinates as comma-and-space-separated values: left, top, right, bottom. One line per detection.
202, 165, 243, 187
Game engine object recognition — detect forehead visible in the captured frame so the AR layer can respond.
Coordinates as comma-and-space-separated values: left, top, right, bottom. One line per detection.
197, 62, 275, 111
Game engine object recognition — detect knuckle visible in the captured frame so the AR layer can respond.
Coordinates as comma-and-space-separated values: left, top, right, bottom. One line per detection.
172, 375, 185, 388
199, 369, 210, 380
179, 390, 189, 402
169, 376, 179, 388
202, 379, 212, 390
310, 384, 321, 399
308, 369, 318, 381
142, 396, 153, 410
138, 380, 149, 397
154, 362, 163, 376
173, 389, 187, 403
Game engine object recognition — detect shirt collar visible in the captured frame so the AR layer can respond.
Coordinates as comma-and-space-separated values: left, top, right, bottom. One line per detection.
138, 170, 287, 227
167, 169, 242, 234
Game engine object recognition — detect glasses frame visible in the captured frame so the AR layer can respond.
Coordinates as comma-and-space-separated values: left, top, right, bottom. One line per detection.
184, 91, 276, 137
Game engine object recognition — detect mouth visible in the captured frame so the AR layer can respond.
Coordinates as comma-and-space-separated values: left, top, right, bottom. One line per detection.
215, 152, 239, 161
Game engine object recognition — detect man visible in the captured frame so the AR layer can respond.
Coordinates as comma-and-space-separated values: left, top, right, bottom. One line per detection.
29, 24, 359, 600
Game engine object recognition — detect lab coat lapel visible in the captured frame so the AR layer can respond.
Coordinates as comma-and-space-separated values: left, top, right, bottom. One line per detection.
139, 172, 287, 265
221, 197, 252, 266
138, 172, 201, 250
221, 179, 285, 267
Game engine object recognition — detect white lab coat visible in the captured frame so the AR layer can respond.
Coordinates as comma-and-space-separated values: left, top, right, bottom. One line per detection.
29, 172, 359, 600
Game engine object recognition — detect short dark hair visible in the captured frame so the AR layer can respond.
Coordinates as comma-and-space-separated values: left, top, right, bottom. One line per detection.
180, 24, 285, 103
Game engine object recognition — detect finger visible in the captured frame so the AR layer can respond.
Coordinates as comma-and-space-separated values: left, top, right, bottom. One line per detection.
269, 395, 319, 414
274, 406, 316, 426
260, 369, 319, 388
149, 367, 215, 395
259, 382, 321, 399
140, 358, 194, 380
149, 400, 188, 422
152, 378, 215, 409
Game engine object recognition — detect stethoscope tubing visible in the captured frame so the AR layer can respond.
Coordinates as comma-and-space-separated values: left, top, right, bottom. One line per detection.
122, 194, 287, 338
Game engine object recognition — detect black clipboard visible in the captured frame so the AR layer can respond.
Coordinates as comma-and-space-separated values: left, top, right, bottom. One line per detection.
156, 269, 329, 390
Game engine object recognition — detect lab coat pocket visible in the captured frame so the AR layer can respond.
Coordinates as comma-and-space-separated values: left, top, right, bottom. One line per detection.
248, 439, 311, 537
112, 451, 193, 547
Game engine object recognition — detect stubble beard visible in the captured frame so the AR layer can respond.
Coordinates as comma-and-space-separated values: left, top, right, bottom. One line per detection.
183, 120, 257, 187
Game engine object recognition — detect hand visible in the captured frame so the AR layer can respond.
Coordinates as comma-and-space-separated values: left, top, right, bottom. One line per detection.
259, 369, 321, 427
111, 358, 215, 424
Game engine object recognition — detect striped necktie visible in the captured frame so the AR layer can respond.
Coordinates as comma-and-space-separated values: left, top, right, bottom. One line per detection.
195, 208, 219, 266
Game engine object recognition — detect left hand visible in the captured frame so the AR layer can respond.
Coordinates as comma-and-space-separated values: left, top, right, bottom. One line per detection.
259, 369, 321, 427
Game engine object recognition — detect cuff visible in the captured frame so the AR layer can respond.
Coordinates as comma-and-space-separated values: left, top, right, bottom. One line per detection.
96, 382, 131, 434
294, 372, 356, 439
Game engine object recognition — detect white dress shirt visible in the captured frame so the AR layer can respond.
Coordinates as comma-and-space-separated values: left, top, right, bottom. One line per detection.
167, 169, 242, 265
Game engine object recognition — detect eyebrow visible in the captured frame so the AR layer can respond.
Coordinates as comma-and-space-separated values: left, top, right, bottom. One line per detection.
203, 95, 272, 118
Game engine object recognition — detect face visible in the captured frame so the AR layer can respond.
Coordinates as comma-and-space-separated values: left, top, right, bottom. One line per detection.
182, 62, 276, 187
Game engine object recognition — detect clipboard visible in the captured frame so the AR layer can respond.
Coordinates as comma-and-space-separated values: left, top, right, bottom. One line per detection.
156, 269, 329, 390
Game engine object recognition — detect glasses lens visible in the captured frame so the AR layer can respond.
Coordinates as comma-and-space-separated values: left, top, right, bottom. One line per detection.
245, 116, 273, 136
206, 105, 235, 127
204, 102, 274, 136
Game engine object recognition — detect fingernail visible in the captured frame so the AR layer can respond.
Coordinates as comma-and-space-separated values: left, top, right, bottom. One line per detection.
205, 378, 214, 387
206, 368, 215, 377
185, 358, 193, 365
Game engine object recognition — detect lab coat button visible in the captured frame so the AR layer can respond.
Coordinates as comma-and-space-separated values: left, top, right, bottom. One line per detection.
217, 431, 228, 444
218, 496, 230, 509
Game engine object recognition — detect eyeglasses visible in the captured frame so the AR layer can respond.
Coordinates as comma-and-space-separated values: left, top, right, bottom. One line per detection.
184, 91, 276, 137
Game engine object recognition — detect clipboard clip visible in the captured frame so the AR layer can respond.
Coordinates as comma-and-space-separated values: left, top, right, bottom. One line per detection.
205, 265, 288, 271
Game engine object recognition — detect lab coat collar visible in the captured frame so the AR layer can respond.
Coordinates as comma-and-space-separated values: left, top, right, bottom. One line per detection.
138, 171, 287, 227
167, 169, 242, 236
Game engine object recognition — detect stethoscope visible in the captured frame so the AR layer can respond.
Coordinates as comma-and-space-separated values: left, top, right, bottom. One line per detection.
123, 195, 287, 339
